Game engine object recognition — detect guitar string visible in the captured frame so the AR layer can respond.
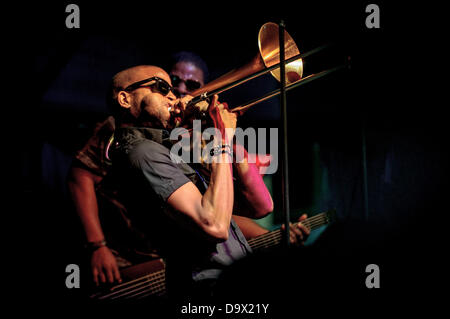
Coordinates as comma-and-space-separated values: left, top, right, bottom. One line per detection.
97, 273, 165, 299
249, 219, 328, 248
248, 218, 329, 249
109, 279, 166, 300
113, 279, 166, 299
248, 216, 326, 243
129, 283, 168, 300
109, 272, 165, 296
249, 223, 324, 250
123, 281, 166, 299
97, 273, 166, 299
125, 289, 165, 300
249, 226, 312, 250
122, 284, 166, 299
106, 269, 165, 291
95, 271, 165, 298
247, 214, 328, 247
137, 285, 166, 298
108, 280, 166, 300
95, 274, 165, 300
105, 271, 165, 294
247, 213, 325, 247
108, 285, 165, 300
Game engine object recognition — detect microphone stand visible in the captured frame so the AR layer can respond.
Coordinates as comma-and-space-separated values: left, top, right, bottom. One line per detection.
279, 20, 291, 248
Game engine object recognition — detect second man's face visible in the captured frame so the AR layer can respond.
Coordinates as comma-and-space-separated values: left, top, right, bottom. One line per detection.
170, 62, 204, 97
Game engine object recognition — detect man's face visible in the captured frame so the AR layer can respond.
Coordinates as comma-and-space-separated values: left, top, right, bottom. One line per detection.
125, 69, 179, 129
170, 61, 205, 97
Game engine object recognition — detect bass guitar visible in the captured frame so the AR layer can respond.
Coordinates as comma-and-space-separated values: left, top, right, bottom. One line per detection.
90, 210, 335, 300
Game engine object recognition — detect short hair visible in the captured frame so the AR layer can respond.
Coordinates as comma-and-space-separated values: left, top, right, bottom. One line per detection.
167, 51, 209, 83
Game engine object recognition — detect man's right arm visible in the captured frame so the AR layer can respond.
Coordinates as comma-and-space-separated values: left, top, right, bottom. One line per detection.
166, 96, 236, 242
67, 167, 104, 242
67, 166, 121, 285
167, 151, 234, 242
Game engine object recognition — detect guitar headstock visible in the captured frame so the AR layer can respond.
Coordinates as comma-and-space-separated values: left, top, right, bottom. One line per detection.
324, 209, 337, 224
298, 209, 337, 231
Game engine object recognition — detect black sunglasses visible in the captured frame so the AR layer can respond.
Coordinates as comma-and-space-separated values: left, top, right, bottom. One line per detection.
124, 76, 175, 96
170, 74, 202, 92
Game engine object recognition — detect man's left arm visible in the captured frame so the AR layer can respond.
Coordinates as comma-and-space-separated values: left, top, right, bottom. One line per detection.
232, 144, 310, 245
232, 144, 273, 219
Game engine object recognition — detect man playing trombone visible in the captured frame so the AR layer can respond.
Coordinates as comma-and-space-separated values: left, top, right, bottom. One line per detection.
103, 64, 309, 299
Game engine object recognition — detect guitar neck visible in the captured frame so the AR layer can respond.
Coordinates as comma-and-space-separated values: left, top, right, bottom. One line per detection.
247, 210, 334, 251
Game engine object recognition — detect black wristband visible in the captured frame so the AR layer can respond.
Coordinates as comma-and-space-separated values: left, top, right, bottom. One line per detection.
85, 239, 107, 252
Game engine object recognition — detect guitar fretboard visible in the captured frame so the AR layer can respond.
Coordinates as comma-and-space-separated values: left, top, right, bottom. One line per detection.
90, 260, 166, 300
247, 211, 333, 251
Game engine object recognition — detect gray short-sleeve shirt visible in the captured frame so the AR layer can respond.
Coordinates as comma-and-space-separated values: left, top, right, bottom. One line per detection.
112, 127, 252, 283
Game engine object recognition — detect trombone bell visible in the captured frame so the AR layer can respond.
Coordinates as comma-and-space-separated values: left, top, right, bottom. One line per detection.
258, 22, 303, 84
189, 22, 303, 99
184, 22, 343, 119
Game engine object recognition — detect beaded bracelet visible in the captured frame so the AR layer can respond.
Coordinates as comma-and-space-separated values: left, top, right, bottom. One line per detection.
209, 144, 232, 157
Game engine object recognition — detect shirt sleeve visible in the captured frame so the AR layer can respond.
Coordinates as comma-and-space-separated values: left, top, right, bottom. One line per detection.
128, 139, 192, 202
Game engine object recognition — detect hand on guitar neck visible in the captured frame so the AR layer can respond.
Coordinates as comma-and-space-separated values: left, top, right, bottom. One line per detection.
246, 210, 335, 251
281, 214, 311, 246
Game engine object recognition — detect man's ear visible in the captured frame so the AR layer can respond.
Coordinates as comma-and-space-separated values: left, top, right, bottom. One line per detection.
117, 91, 132, 109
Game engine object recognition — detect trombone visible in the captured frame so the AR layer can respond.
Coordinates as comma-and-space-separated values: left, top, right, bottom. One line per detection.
182, 21, 346, 248
185, 22, 346, 115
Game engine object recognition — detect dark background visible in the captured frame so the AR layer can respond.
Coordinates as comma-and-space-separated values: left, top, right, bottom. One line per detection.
11, 0, 446, 315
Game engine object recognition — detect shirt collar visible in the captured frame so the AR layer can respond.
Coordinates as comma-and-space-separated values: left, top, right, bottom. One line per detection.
115, 126, 171, 146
